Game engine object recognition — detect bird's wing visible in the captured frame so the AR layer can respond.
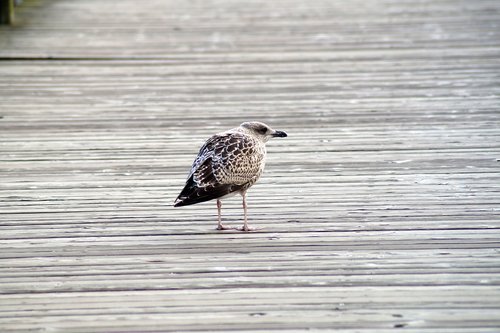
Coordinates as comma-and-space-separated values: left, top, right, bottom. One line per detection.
204, 131, 264, 185
187, 132, 227, 179
174, 132, 264, 206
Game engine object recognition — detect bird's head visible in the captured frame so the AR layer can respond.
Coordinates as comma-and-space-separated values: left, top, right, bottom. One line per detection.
239, 121, 288, 143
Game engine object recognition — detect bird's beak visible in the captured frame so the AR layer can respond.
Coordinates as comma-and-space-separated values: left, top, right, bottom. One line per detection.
272, 130, 288, 138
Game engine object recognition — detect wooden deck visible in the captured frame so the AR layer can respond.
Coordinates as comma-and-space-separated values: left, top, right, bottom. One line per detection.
1, 0, 500, 332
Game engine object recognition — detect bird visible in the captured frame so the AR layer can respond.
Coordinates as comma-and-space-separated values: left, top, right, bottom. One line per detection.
174, 121, 288, 231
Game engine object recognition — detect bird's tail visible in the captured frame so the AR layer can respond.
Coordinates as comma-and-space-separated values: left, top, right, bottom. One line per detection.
173, 175, 200, 207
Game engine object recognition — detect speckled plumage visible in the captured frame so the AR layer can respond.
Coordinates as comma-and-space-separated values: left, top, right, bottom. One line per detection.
174, 122, 287, 231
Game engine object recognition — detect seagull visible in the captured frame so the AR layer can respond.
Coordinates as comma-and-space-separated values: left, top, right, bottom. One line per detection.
174, 122, 287, 231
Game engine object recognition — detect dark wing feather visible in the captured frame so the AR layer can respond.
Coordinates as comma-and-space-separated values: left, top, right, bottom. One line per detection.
174, 157, 244, 207
173, 174, 245, 207
188, 133, 228, 179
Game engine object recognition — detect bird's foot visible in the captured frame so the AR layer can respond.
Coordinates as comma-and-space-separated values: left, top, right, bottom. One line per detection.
216, 224, 233, 231
237, 225, 262, 232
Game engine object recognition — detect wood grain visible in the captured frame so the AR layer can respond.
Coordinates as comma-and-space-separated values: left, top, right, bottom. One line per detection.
0, 0, 499, 332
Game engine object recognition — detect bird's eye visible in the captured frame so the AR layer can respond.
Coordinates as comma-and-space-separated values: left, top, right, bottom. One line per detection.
257, 127, 268, 135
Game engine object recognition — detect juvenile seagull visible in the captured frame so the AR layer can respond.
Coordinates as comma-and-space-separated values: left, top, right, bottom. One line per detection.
174, 122, 287, 231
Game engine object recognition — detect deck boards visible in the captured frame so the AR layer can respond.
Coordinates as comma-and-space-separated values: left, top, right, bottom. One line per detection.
1, 0, 500, 332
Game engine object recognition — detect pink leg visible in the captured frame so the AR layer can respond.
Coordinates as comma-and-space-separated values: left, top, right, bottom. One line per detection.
243, 193, 248, 231
216, 199, 231, 230
239, 191, 256, 232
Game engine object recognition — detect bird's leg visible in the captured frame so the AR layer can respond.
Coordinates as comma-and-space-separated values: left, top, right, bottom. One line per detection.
238, 191, 257, 232
216, 199, 231, 230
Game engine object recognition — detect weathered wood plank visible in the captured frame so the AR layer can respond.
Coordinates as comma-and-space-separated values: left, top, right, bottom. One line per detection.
1, 0, 500, 332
